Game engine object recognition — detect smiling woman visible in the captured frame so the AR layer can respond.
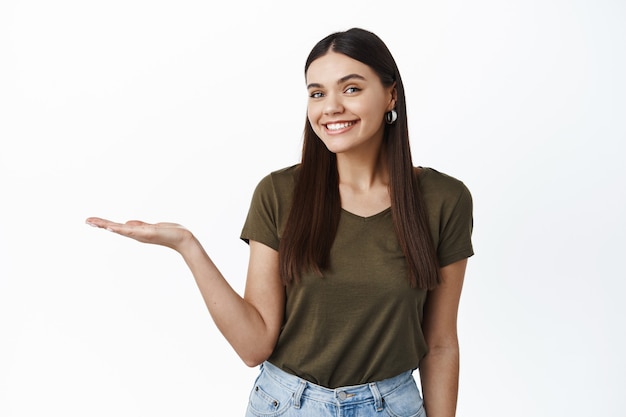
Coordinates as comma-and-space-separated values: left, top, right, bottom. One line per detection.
86, 27, 474, 417
305, 53, 395, 158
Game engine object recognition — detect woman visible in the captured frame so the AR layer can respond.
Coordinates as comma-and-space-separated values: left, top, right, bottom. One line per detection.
87, 28, 473, 417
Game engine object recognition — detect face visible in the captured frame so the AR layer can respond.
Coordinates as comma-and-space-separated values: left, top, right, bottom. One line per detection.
305, 51, 396, 156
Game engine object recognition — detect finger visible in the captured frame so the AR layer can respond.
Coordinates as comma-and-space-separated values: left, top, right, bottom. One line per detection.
85, 217, 118, 229
101, 223, 149, 242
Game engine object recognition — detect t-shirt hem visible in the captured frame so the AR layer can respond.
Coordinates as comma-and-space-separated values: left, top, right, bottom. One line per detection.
240, 233, 280, 252
438, 248, 474, 268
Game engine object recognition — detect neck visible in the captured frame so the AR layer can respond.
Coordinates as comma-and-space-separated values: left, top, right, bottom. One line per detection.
336, 147, 389, 191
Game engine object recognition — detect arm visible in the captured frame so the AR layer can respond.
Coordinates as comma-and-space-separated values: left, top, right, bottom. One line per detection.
85, 218, 284, 367
419, 258, 468, 417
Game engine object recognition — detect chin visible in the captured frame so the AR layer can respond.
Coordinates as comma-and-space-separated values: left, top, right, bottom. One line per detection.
320, 141, 349, 155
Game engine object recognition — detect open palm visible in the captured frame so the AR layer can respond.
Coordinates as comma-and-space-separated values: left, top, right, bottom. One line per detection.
86, 217, 193, 251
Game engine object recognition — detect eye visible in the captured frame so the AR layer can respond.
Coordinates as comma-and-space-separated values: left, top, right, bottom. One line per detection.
309, 91, 324, 99
345, 86, 361, 94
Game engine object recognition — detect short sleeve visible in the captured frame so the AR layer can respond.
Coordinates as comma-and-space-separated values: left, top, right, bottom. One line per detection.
240, 174, 281, 251
436, 184, 474, 267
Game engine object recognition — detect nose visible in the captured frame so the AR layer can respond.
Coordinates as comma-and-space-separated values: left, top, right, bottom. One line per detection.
323, 93, 343, 115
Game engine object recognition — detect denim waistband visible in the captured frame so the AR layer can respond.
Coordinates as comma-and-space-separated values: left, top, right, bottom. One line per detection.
260, 361, 414, 410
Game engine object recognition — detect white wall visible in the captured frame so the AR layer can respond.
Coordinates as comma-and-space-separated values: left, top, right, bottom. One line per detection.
1, 0, 624, 416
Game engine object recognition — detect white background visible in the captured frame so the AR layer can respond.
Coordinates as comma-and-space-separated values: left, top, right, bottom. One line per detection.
1, 0, 625, 416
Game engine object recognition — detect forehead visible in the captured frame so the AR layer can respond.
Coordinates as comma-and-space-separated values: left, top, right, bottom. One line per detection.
305, 51, 376, 84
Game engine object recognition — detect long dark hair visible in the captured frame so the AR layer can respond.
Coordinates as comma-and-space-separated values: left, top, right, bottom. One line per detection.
279, 28, 440, 289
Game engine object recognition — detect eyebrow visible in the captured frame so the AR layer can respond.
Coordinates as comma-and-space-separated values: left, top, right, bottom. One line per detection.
307, 73, 367, 90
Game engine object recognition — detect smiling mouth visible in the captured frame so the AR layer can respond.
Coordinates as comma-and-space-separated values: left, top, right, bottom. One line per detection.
325, 121, 356, 131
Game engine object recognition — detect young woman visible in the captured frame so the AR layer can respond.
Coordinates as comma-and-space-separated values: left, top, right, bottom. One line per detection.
87, 28, 473, 417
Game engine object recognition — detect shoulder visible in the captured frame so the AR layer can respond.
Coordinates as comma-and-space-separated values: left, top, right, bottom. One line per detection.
255, 164, 300, 195
416, 167, 474, 264
415, 167, 473, 221
416, 167, 471, 199
249, 164, 300, 211
268, 164, 300, 183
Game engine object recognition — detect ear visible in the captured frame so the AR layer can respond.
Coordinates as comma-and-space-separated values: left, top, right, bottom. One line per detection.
387, 83, 398, 112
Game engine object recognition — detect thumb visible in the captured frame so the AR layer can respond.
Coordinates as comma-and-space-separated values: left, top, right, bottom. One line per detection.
125, 220, 148, 226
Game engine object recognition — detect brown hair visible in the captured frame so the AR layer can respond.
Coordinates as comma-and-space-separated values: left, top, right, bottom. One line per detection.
279, 28, 440, 289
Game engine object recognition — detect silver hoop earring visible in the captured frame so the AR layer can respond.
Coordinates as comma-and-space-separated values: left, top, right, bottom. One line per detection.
385, 109, 398, 125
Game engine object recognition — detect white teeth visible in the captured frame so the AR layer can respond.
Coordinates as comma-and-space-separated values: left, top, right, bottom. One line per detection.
326, 122, 354, 131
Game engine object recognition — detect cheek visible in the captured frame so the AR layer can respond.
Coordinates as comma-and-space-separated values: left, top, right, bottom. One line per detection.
306, 107, 314, 123
369, 104, 389, 126
306, 103, 321, 122
306, 107, 323, 134
307, 111, 322, 137
353, 100, 383, 119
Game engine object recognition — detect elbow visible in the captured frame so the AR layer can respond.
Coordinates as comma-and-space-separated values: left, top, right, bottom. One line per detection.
428, 337, 459, 352
240, 347, 274, 368
242, 356, 264, 368
426, 338, 459, 357
235, 324, 280, 367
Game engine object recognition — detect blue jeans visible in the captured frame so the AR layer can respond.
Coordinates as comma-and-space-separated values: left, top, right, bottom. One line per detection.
245, 361, 426, 417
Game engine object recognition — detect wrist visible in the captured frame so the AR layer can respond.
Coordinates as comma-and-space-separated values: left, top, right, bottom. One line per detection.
175, 230, 200, 255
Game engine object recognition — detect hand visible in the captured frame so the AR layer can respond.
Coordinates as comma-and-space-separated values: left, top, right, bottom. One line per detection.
85, 217, 195, 252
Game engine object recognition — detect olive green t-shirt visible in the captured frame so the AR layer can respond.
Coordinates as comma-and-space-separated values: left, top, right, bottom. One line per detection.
240, 164, 473, 388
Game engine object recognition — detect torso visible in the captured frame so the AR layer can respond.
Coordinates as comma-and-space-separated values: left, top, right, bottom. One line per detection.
240, 164, 474, 388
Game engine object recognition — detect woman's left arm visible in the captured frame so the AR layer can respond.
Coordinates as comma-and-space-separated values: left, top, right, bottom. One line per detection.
419, 258, 468, 417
